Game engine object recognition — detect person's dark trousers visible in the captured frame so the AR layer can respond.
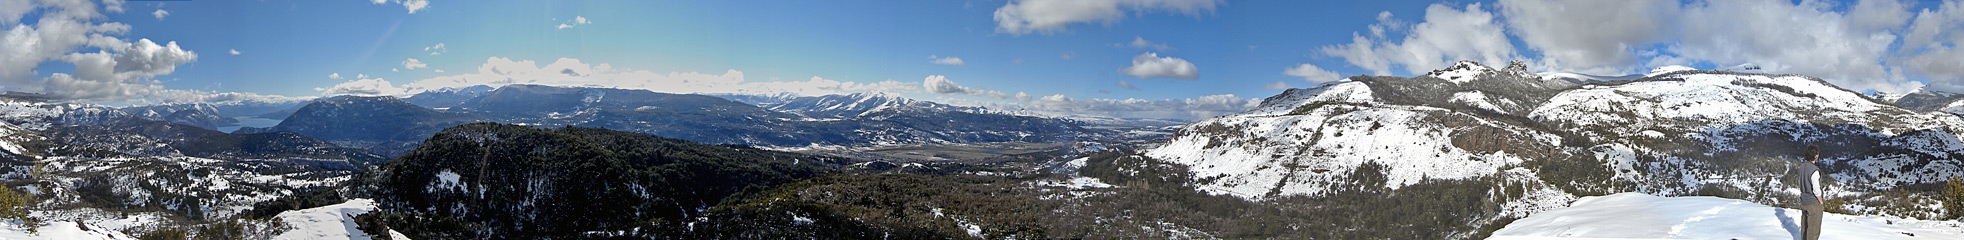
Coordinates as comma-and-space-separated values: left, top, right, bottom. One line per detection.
1803, 203, 1823, 240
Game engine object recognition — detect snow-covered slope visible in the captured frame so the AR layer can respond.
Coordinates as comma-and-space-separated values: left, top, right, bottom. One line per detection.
1145, 75, 1566, 199
1145, 61, 1582, 200
273, 199, 410, 240
1490, 192, 1964, 239
0, 221, 137, 240
1144, 61, 1964, 224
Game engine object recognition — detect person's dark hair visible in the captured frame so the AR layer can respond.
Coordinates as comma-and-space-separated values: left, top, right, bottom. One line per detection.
1805, 144, 1820, 161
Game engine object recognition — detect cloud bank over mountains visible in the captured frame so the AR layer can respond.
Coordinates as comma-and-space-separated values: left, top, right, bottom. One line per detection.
1309, 0, 1964, 94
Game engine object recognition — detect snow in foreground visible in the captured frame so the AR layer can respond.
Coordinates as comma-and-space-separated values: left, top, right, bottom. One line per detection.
274, 198, 410, 240
1491, 192, 1964, 239
0, 221, 135, 240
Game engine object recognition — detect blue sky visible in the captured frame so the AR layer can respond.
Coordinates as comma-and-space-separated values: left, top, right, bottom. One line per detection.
4, 0, 1963, 120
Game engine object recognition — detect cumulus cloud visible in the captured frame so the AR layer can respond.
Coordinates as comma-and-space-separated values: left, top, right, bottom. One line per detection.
372, 0, 428, 14
151, 9, 166, 20
1283, 63, 1343, 83
402, 58, 427, 70
0, 0, 277, 104
1904, 0, 1964, 91
1119, 52, 1198, 80
1321, 3, 1516, 76
329, 73, 341, 79
993, 0, 1222, 35
315, 77, 406, 96
1499, 0, 1676, 75
51, 38, 200, 99
1119, 36, 1171, 51
557, 16, 590, 29
424, 43, 446, 55
1670, 0, 1914, 92
228, 48, 240, 55
328, 57, 923, 97
929, 55, 966, 66
923, 75, 1009, 98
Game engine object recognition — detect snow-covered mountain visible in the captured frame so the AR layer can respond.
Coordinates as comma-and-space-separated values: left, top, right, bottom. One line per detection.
1143, 60, 1964, 224
401, 85, 493, 109
0, 101, 379, 238
764, 92, 989, 119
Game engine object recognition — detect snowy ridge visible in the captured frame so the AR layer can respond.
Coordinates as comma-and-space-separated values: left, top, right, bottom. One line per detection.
1425, 60, 1494, 83
1529, 71, 1922, 140
1145, 75, 1563, 199
1491, 192, 1964, 239
765, 92, 994, 119
272, 199, 411, 240
1144, 60, 1964, 232
1237, 81, 1374, 117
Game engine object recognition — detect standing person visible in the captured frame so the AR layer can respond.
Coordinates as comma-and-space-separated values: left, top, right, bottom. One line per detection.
1797, 145, 1826, 240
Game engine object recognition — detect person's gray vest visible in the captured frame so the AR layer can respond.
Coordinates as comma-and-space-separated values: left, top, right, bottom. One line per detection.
1796, 161, 1823, 205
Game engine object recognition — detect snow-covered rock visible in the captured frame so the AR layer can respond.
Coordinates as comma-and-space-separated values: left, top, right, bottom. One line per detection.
273, 199, 410, 240
1491, 192, 1964, 239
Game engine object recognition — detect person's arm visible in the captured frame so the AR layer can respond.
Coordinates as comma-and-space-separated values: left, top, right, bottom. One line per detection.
1812, 171, 1825, 205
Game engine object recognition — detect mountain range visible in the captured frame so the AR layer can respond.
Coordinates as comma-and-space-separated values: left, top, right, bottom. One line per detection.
5, 60, 1964, 238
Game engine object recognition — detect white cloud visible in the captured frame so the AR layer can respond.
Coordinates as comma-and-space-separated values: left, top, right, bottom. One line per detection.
315, 77, 406, 96
372, 0, 428, 14
424, 43, 446, 55
1499, 0, 1676, 75
1321, 3, 1516, 76
357, 73, 368, 79
1120, 36, 1171, 51
993, 0, 1222, 35
1117, 80, 1139, 90
0, 0, 138, 93
433, 69, 445, 73
228, 48, 240, 55
557, 16, 590, 29
1672, 0, 1914, 93
52, 38, 200, 99
332, 57, 923, 97
1262, 81, 1290, 90
922, 75, 1008, 98
924, 75, 969, 94
1060, 51, 1076, 60
151, 9, 167, 20
1850, 0, 1915, 33
1119, 52, 1198, 80
930, 55, 966, 66
402, 58, 427, 70
1283, 63, 1343, 83
1478, 0, 1939, 93
1904, 0, 1964, 91
329, 73, 341, 79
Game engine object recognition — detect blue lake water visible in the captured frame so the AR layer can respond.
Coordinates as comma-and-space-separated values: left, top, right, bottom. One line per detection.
220, 116, 284, 133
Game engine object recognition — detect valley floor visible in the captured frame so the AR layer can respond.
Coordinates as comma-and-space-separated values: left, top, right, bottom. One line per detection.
1491, 192, 1964, 239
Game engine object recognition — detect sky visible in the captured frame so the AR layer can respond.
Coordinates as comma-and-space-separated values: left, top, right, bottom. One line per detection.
2, 0, 1962, 120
